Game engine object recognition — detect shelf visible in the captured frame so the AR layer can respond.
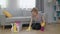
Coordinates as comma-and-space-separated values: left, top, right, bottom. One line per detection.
56, 16, 60, 17
56, 4, 60, 6
56, 10, 60, 13
56, 10, 60, 11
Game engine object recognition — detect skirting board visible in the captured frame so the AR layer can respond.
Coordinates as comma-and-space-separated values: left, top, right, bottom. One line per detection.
46, 22, 60, 25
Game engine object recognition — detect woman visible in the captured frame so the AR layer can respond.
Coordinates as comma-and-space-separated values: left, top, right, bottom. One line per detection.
27, 8, 43, 31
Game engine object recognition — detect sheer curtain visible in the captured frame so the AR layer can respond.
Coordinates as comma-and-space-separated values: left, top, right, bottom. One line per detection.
0, 0, 8, 8
17, 0, 36, 9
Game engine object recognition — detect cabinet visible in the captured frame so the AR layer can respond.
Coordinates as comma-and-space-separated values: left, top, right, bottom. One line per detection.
53, 0, 60, 23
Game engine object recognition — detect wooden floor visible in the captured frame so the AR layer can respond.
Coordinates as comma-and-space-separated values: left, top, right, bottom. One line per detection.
0, 24, 60, 34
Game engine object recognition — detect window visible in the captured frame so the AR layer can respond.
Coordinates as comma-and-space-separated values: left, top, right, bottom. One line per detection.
0, 0, 8, 8
18, 0, 36, 9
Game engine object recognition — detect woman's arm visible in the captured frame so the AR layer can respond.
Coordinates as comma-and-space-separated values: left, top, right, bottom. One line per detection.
29, 17, 32, 27
41, 15, 45, 27
26, 17, 32, 31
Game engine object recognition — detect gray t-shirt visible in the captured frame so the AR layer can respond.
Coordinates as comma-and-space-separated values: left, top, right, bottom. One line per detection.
32, 13, 42, 23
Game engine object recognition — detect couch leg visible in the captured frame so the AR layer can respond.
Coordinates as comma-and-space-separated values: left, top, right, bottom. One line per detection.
3, 25, 5, 31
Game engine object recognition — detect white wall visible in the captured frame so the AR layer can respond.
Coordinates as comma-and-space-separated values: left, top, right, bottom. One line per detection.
8, 0, 18, 9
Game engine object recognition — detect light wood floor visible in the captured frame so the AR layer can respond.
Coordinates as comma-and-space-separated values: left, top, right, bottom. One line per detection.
0, 24, 60, 34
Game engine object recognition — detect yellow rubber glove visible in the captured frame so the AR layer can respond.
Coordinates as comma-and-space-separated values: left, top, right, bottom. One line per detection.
26, 26, 31, 31
41, 22, 45, 27
41, 15, 45, 27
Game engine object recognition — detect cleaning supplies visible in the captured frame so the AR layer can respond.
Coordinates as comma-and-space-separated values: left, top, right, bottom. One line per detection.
15, 21, 20, 32
11, 23, 14, 32
11, 23, 18, 32
13, 23, 18, 32
11, 21, 20, 32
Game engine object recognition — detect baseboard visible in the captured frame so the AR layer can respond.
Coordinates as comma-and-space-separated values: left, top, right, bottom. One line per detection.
46, 22, 60, 24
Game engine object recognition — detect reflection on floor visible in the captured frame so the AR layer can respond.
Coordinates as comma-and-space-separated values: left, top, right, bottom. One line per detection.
0, 24, 60, 34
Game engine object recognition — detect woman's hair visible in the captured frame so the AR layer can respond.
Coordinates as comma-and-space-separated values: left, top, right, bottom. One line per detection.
31, 8, 38, 14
